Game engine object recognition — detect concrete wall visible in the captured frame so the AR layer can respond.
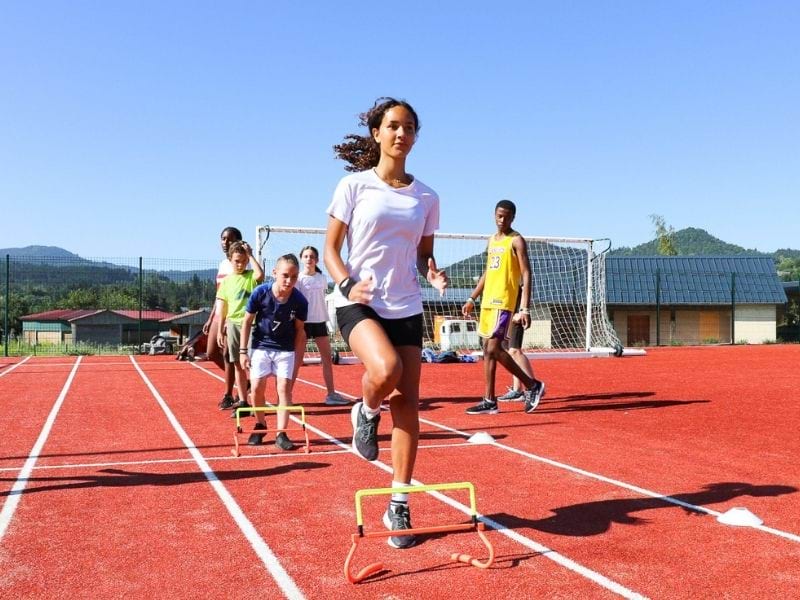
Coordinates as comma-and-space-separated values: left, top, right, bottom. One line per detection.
73, 324, 123, 345
733, 305, 777, 344
611, 305, 776, 345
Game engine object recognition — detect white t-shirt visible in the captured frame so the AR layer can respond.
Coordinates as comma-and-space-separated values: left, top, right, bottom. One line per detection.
297, 271, 329, 324
216, 259, 233, 289
326, 168, 439, 319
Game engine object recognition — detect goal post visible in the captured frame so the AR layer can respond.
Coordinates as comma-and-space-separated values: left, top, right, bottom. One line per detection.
255, 225, 623, 361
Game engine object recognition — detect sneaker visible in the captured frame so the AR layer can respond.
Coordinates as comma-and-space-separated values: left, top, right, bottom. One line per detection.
275, 432, 295, 451
230, 400, 253, 419
524, 380, 546, 413
497, 387, 524, 402
248, 422, 267, 446
351, 401, 380, 461
218, 394, 236, 410
382, 502, 416, 549
465, 398, 498, 415
324, 392, 349, 406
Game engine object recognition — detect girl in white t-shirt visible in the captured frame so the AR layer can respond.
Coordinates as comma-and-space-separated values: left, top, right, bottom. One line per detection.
295, 245, 348, 406
324, 97, 448, 550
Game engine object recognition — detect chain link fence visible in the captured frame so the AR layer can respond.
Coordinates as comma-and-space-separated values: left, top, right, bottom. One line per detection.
2, 255, 218, 356
2, 254, 796, 356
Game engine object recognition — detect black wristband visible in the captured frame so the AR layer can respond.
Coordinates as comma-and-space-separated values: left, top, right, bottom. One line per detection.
338, 277, 357, 299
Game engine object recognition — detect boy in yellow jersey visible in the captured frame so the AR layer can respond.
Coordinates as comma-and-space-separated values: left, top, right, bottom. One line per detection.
461, 200, 545, 414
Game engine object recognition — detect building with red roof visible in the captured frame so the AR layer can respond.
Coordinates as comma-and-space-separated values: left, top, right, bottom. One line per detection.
21, 308, 179, 347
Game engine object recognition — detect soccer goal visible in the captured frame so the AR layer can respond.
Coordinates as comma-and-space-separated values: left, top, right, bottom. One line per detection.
256, 225, 624, 362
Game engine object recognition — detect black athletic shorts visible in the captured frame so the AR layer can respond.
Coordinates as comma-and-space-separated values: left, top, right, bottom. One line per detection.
336, 303, 423, 348
304, 321, 328, 339
508, 322, 523, 350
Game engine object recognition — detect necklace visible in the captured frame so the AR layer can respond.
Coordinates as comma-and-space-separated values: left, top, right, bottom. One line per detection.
374, 168, 410, 188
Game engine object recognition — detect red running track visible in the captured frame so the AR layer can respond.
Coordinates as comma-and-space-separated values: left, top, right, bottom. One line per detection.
1, 345, 799, 598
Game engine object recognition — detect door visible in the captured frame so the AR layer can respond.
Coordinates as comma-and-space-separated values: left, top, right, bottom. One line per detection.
627, 314, 650, 345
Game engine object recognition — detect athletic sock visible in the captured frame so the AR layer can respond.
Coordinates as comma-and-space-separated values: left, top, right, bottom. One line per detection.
391, 480, 410, 504
362, 402, 381, 419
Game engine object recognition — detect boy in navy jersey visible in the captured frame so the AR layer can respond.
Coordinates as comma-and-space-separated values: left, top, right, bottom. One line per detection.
239, 254, 308, 450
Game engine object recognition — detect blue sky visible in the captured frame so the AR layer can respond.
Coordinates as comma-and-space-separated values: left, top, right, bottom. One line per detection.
2, 1, 798, 261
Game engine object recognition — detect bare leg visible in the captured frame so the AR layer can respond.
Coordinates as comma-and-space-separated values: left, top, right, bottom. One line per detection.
206, 315, 225, 371
482, 337, 498, 399
388, 345, 421, 484
252, 375, 268, 427
486, 338, 535, 389
276, 377, 292, 431
292, 330, 307, 387
233, 362, 248, 406
311, 335, 337, 395
347, 320, 402, 412
508, 347, 534, 391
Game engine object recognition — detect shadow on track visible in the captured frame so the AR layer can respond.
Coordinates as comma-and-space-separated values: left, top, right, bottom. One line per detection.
486, 481, 797, 537
1, 462, 329, 496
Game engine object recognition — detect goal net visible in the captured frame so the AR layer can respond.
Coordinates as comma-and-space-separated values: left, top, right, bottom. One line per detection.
256, 226, 622, 361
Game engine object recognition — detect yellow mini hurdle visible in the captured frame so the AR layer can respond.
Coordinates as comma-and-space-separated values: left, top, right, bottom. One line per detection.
344, 481, 494, 583
232, 405, 310, 456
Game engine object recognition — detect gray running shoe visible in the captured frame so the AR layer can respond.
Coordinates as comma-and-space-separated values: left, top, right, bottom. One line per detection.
497, 387, 524, 402
524, 380, 546, 413
230, 400, 253, 419
351, 402, 380, 460
466, 398, 499, 415
383, 502, 416, 549
248, 422, 266, 445
275, 432, 295, 451
324, 392, 349, 406
218, 394, 236, 410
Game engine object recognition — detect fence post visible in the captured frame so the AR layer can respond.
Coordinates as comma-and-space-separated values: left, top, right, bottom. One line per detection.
655, 268, 661, 346
3, 255, 8, 357
730, 272, 736, 344
138, 257, 143, 353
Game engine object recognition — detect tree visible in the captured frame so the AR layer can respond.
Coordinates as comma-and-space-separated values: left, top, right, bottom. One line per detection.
776, 256, 800, 281
650, 214, 678, 256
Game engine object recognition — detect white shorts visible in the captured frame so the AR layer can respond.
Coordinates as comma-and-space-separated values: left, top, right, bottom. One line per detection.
250, 348, 295, 380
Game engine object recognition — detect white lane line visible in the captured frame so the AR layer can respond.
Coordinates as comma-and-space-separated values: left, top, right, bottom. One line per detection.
0, 356, 81, 541
492, 440, 800, 544
198, 363, 800, 543
0, 443, 474, 473
130, 356, 305, 600
416, 415, 800, 544
188, 363, 647, 598
0, 355, 33, 378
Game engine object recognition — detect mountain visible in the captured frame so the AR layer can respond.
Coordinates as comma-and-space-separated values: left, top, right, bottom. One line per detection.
0, 245, 89, 262
0, 245, 216, 282
610, 228, 772, 257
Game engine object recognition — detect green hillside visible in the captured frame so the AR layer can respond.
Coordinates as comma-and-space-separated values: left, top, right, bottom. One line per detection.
0, 245, 88, 261
611, 228, 800, 281
610, 228, 769, 257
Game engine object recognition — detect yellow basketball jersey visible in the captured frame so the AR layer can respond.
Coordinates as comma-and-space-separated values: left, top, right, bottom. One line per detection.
482, 232, 521, 311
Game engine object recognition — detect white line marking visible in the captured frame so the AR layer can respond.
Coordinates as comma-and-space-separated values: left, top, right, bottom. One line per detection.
0, 355, 33, 378
0, 356, 81, 542
0, 443, 474, 473
188, 363, 646, 598
416, 415, 800, 544
129, 356, 304, 600
188, 364, 800, 578
491, 440, 800, 544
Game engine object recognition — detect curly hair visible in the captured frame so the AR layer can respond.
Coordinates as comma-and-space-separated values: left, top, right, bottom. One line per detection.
333, 97, 420, 172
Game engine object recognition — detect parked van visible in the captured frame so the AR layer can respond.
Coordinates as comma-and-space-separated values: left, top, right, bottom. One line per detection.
439, 319, 479, 351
